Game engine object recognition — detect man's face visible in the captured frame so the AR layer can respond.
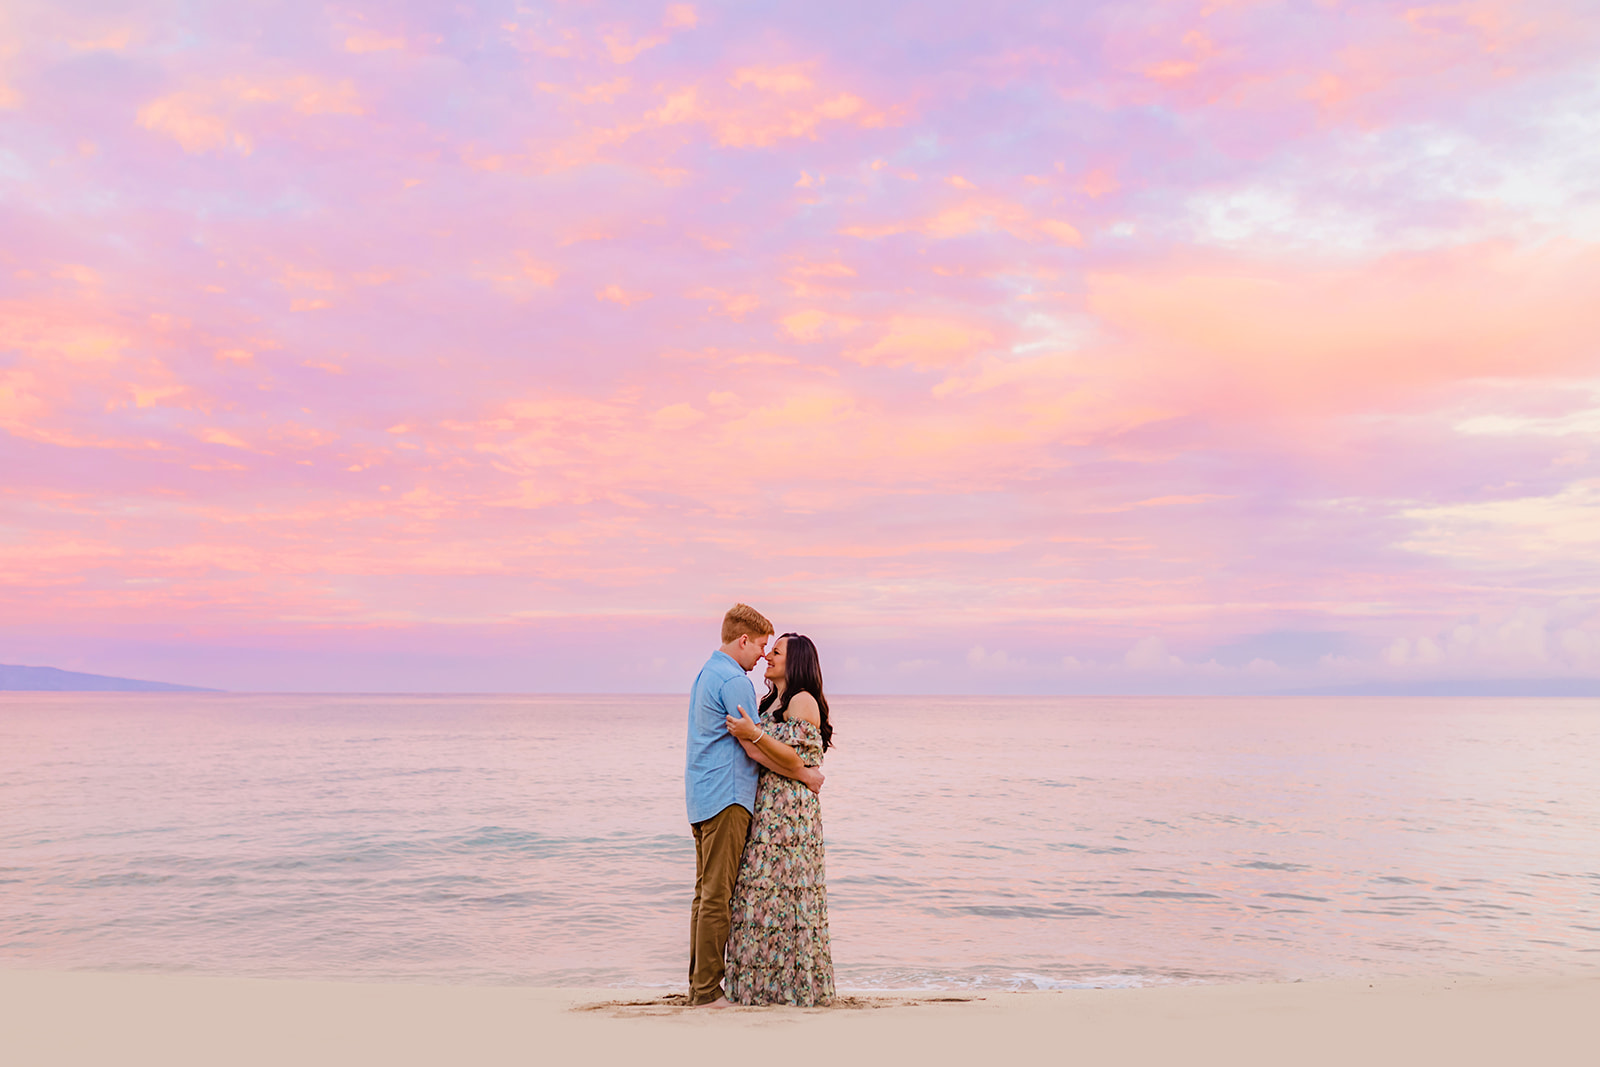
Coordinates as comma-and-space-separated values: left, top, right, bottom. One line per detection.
731, 632, 770, 671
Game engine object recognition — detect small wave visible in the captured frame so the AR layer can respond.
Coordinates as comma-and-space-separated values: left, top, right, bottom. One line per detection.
1236, 861, 1311, 872
944, 904, 1106, 919
837, 968, 1197, 991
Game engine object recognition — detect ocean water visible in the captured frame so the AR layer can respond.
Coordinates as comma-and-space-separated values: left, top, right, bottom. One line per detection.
1, 693, 1596, 989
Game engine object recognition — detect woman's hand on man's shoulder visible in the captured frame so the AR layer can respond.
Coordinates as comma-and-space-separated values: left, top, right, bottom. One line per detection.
787, 690, 822, 725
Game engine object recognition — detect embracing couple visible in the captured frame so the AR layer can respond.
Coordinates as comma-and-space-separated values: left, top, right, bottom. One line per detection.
684, 603, 835, 1008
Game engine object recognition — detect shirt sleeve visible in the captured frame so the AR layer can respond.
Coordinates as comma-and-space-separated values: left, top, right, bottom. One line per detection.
721, 674, 758, 725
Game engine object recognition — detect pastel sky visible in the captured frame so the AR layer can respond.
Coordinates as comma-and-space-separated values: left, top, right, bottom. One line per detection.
2, 0, 1598, 692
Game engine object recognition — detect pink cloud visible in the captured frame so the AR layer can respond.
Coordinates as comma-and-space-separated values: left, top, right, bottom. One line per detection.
136, 75, 363, 155
1084, 241, 1600, 415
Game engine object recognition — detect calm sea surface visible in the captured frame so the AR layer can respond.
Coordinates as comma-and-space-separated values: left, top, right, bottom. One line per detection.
1, 694, 1596, 989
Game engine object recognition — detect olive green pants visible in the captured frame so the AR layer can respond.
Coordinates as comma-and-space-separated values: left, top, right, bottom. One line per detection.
687, 803, 752, 1005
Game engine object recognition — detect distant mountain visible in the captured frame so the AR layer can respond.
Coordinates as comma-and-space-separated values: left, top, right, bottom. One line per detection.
1281, 678, 1600, 698
0, 663, 219, 692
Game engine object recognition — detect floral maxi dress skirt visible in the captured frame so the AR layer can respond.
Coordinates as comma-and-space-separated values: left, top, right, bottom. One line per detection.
723, 717, 835, 1005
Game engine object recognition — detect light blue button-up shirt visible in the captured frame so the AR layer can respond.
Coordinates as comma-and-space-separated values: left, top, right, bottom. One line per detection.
685, 650, 762, 825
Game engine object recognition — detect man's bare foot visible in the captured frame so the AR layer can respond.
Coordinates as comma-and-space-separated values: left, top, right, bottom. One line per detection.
699, 996, 733, 1009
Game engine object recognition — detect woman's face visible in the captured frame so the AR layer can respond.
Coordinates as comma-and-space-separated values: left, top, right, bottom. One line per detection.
763, 637, 788, 684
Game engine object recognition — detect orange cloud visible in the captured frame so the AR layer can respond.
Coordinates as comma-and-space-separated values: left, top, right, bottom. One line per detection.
474, 254, 560, 300
651, 403, 705, 430
344, 32, 405, 53
0, 368, 47, 431
846, 316, 997, 370
598, 284, 653, 306
731, 65, 814, 94
780, 309, 861, 342
1085, 240, 1600, 413
843, 193, 1083, 246
0, 30, 17, 109
602, 4, 698, 63
137, 93, 249, 154
690, 288, 761, 319
538, 77, 633, 104
137, 75, 362, 154
783, 261, 857, 297
69, 27, 135, 52
649, 70, 895, 147
198, 427, 252, 450
1079, 168, 1120, 198
477, 59, 898, 175
0, 302, 129, 365
1143, 30, 1218, 83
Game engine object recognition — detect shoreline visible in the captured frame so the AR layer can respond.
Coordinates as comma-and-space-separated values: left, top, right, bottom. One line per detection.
5, 969, 1596, 1066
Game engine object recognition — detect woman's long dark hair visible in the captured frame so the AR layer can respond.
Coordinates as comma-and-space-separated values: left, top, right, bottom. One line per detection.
757, 633, 833, 752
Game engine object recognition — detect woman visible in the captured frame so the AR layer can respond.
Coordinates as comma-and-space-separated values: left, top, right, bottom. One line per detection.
722, 632, 835, 1006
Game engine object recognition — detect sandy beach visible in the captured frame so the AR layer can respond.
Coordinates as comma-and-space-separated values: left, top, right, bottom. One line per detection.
4, 969, 1595, 1067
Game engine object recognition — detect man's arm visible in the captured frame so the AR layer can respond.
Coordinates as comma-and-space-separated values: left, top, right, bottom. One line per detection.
727, 704, 824, 794
720, 677, 791, 772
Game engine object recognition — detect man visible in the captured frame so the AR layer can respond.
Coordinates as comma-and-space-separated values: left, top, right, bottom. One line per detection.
685, 603, 823, 1008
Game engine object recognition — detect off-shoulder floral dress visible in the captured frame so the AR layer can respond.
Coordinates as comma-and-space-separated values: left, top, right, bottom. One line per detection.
723, 715, 834, 1006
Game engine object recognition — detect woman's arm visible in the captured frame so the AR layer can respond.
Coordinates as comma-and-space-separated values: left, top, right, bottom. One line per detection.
727, 705, 823, 794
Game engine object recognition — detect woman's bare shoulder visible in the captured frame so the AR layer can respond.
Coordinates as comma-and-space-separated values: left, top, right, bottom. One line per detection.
787, 690, 822, 725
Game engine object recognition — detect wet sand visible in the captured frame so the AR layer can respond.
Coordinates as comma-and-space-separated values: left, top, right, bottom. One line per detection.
4, 969, 1595, 1066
